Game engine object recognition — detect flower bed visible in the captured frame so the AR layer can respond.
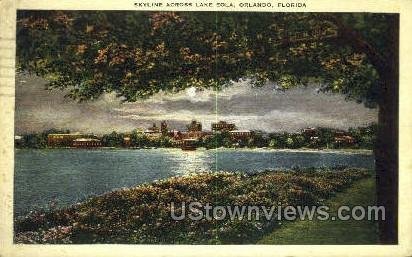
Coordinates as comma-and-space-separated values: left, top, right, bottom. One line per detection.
15, 167, 371, 244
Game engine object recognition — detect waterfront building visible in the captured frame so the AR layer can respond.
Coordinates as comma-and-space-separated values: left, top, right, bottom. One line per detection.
182, 131, 203, 140
187, 120, 202, 132
47, 133, 87, 147
181, 138, 198, 150
123, 137, 131, 147
168, 129, 182, 139
310, 136, 320, 142
229, 130, 253, 140
212, 121, 236, 132
330, 130, 355, 145
144, 123, 162, 139
161, 121, 168, 135
334, 130, 347, 137
145, 123, 160, 133
334, 135, 355, 145
72, 138, 102, 148
302, 127, 317, 137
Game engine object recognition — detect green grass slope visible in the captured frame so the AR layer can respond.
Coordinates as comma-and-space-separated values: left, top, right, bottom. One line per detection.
258, 177, 378, 244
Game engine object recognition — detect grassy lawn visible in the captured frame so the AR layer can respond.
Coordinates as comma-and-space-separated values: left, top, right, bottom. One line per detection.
258, 177, 378, 244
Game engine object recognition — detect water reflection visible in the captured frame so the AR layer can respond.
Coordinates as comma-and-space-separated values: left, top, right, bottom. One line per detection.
164, 149, 214, 175
14, 148, 374, 216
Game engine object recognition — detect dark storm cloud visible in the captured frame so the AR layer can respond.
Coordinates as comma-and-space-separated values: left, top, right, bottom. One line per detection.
15, 75, 378, 134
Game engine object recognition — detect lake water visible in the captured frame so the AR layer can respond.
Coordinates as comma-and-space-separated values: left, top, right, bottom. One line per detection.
14, 148, 374, 217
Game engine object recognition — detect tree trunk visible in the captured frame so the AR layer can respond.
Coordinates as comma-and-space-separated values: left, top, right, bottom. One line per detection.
375, 15, 399, 244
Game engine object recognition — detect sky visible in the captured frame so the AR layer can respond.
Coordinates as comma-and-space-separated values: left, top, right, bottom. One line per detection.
15, 74, 378, 135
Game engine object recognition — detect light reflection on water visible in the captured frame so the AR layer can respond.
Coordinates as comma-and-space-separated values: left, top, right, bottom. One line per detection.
169, 149, 212, 174
14, 148, 374, 217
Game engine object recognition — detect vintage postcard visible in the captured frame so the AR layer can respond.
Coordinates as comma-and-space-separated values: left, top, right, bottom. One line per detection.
1, 0, 412, 256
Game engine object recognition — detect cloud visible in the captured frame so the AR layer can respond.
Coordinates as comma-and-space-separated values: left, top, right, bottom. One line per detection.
15, 74, 378, 135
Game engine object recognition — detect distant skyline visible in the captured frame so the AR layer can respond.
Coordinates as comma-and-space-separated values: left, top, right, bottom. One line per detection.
15, 74, 378, 135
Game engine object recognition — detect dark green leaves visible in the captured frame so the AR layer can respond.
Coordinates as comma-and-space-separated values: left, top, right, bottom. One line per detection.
17, 11, 394, 106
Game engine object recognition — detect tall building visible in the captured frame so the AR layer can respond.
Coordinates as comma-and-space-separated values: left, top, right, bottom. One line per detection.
161, 121, 168, 135
187, 120, 202, 132
211, 121, 236, 132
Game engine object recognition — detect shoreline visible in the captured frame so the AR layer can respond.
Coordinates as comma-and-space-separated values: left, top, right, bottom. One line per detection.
14, 167, 373, 244
15, 147, 373, 155
14, 166, 374, 219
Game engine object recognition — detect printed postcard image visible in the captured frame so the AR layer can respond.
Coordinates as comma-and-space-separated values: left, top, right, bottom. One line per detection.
0, 0, 411, 256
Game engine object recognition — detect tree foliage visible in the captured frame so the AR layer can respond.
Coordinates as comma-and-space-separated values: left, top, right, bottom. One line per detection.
17, 11, 396, 107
